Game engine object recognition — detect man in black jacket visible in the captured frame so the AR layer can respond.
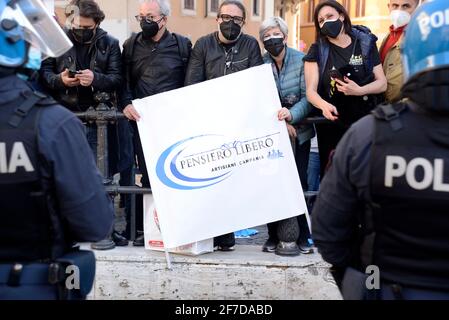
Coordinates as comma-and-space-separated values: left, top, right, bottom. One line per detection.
120, 0, 192, 246
40, 0, 122, 151
185, 0, 263, 86
184, 0, 263, 251
40, 0, 128, 247
40, 0, 121, 113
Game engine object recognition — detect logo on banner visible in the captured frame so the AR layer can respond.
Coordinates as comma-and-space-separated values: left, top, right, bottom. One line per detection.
156, 133, 282, 190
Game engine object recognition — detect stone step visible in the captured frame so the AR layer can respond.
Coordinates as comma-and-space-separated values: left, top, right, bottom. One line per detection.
87, 245, 342, 300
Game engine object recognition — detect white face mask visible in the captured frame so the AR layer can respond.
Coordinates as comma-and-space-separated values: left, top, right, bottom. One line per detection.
390, 10, 411, 29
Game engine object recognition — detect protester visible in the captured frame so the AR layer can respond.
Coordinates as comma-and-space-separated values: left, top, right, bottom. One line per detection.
259, 16, 314, 256
313, 0, 449, 300
39, 0, 130, 247
380, 0, 420, 103
120, 0, 191, 246
40, 0, 122, 157
304, 0, 387, 177
185, 0, 263, 251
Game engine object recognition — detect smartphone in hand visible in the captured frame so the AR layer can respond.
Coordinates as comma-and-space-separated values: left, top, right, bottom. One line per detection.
339, 65, 355, 80
329, 69, 344, 81
68, 69, 82, 78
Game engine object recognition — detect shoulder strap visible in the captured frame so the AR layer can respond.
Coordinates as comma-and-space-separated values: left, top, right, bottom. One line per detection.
172, 33, 190, 71
125, 33, 140, 87
352, 26, 376, 75
8, 91, 47, 128
316, 39, 330, 93
372, 102, 407, 131
125, 33, 139, 64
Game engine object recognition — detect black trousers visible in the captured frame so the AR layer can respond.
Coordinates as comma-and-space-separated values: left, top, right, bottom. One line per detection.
130, 121, 150, 188
315, 122, 348, 179
120, 165, 135, 238
130, 121, 150, 234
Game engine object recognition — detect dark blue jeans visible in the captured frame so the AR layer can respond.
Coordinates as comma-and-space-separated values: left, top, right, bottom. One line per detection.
85, 123, 97, 161
380, 283, 449, 300
307, 151, 320, 192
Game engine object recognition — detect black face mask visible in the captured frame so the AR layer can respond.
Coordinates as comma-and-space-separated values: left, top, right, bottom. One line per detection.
72, 28, 95, 44
219, 20, 241, 41
140, 20, 160, 39
320, 19, 343, 39
263, 37, 285, 57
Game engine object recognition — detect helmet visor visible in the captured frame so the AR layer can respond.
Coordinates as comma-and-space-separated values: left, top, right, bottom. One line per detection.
1, 0, 72, 59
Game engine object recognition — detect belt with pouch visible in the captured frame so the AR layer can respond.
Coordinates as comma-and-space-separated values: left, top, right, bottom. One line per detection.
0, 249, 95, 300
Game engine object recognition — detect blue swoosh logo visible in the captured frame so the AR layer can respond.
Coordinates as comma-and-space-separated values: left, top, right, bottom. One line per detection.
156, 135, 232, 190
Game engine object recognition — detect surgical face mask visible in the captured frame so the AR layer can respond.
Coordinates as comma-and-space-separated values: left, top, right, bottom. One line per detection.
390, 10, 411, 29
320, 18, 343, 39
71, 27, 96, 44
17, 45, 42, 80
219, 20, 241, 41
263, 36, 285, 57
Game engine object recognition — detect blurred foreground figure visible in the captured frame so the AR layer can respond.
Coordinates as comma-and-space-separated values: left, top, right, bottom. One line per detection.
0, 0, 113, 300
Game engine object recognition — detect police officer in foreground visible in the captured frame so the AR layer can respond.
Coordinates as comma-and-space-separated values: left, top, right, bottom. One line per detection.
0, 0, 113, 299
312, 0, 449, 300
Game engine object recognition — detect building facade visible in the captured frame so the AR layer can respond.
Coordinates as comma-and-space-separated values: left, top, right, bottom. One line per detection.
272, 0, 391, 53
298, 0, 390, 52
54, 0, 275, 47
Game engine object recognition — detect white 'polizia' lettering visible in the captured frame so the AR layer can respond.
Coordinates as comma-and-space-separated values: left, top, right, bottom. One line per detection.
0, 142, 34, 174
417, 9, 449, 40
385, 155, 449, 192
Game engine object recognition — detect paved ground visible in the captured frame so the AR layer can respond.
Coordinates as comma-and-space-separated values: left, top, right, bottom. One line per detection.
88, 245, 340, 300
235, 225, 268, 246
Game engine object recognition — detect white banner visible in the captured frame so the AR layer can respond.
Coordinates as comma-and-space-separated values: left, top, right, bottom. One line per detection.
133, 65, 307, 249
143, 194, 214, 255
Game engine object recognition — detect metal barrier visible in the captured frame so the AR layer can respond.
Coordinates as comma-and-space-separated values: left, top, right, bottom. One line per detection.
75, 93, 152, 249
299, 117, 332, 125
75, 93, 321, 249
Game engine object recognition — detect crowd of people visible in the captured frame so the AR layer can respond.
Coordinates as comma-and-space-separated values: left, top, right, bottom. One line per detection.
37, 0, 419, 253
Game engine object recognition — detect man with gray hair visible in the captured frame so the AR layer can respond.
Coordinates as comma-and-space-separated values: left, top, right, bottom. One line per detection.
120, 0, 192, 246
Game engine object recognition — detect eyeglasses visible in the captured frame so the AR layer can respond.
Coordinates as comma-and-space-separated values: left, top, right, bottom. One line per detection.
219, 14, 245, 26
263, 35, 284, 42
135, 15, 164, 23
73, 25, 96, 30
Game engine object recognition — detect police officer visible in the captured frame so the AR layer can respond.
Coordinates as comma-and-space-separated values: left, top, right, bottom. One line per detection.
0, 0, 113, 299
312, 0, 449, 300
